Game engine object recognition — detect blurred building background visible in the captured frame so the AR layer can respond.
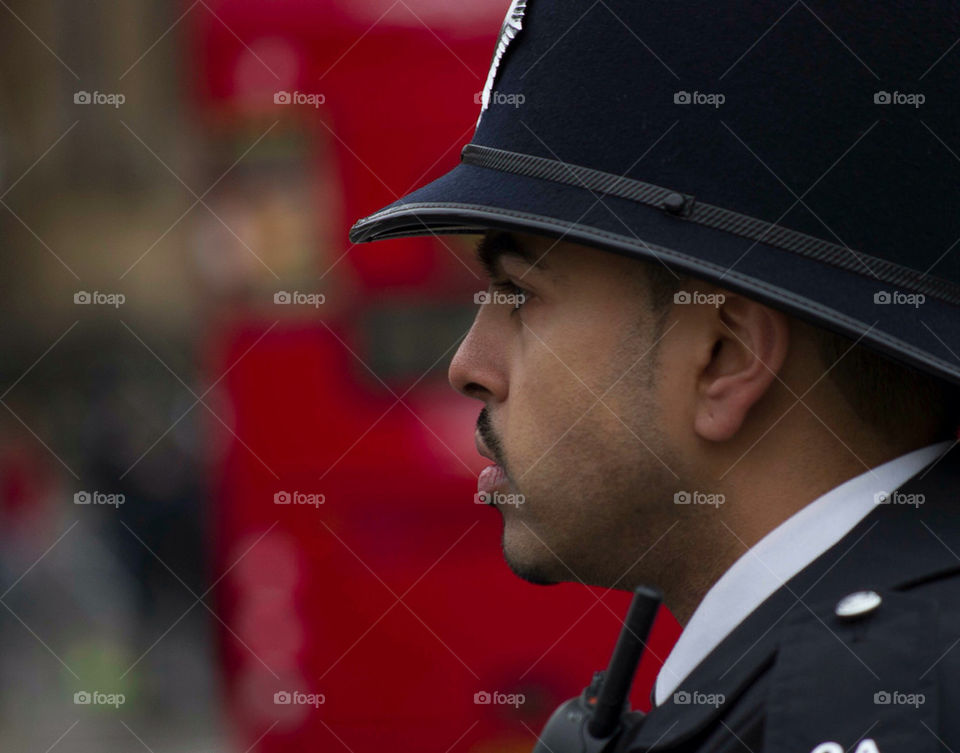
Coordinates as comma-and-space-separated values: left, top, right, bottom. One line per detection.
0, 1, 681, 751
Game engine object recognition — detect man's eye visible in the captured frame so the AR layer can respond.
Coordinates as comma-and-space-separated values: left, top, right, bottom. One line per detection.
491, 280, 529, 313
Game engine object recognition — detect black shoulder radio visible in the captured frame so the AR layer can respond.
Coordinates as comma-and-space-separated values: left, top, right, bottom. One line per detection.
530, 585, 663, 753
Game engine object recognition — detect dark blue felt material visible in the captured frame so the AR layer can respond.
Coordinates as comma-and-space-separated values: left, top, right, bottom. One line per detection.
351, 0, 960, 384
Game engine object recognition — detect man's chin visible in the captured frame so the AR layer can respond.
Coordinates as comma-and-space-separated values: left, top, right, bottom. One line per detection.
502, 554, 563, 586
500, 526, 563, 586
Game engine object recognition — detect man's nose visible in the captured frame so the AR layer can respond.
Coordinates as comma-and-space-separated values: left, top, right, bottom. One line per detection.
448, 316, 508, 403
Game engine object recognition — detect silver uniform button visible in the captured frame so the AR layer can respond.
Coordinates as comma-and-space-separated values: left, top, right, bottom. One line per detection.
835, 590, 882, 620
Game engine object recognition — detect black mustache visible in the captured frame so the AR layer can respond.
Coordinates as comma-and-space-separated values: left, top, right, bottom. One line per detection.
476, 407, 505, 468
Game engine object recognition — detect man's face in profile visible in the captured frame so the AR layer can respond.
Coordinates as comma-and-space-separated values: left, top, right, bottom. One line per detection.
448, 230, 691, 591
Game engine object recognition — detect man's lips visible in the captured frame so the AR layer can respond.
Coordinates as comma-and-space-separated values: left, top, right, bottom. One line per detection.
474, 430, 497, 464
475, 431, 508, 494
477, 463, 507, 494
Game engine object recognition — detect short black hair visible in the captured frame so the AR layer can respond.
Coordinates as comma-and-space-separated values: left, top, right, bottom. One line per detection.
637, 261, 960, 442
811, 326, 960, 440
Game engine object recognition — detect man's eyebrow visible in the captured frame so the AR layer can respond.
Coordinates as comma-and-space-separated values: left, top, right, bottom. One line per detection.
474, 231, 551, 279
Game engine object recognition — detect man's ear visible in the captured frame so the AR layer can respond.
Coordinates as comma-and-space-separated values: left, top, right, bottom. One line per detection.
694, 296, 790, 442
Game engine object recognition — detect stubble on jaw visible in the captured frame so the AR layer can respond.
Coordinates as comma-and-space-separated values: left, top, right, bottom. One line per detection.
482, 240, 731, 608
495, 324, 691, 592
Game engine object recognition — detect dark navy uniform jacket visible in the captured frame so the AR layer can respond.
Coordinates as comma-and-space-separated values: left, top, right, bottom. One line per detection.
612, 441, 960, 753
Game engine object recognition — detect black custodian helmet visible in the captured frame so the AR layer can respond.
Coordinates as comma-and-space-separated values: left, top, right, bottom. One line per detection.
350, 0, 960, 387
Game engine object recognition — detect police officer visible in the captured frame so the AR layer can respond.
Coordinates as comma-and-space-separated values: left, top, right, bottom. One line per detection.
350, 1, 960, 751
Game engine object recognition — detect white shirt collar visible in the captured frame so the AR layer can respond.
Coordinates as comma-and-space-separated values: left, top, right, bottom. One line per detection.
653, 439, 954, 707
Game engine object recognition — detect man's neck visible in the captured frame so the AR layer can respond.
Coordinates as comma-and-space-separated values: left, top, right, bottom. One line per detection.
665, 435, 945, 626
